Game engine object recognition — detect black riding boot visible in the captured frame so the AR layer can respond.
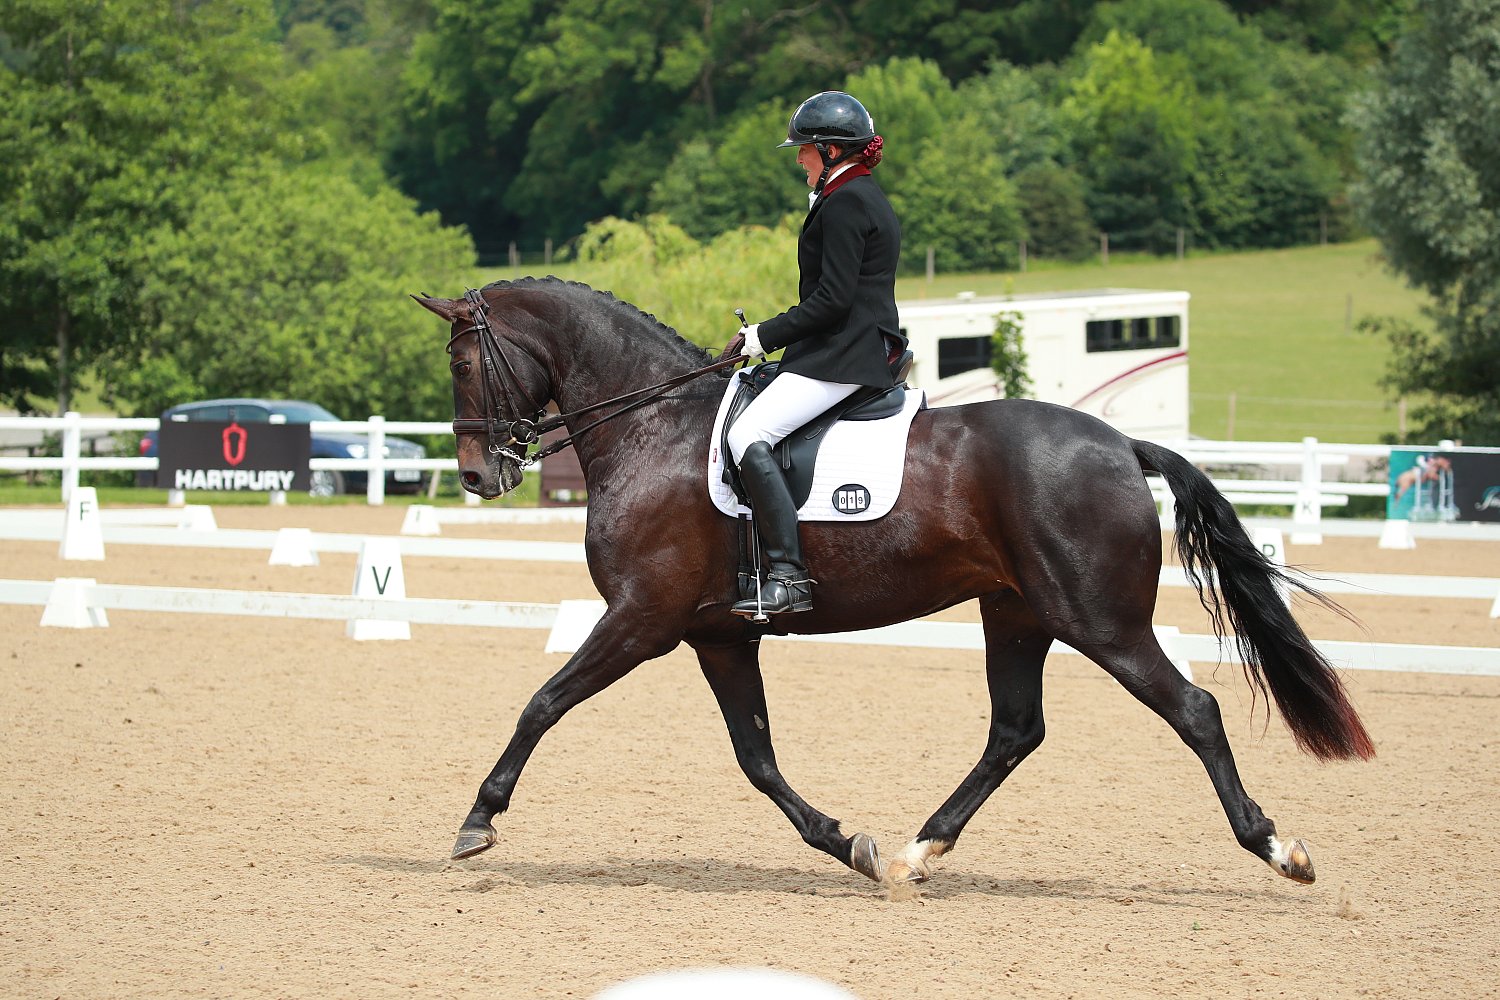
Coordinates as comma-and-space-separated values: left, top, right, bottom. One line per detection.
731, 441, 814, 618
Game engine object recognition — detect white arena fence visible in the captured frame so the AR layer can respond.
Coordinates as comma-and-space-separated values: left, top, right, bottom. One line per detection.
2, 580, 1497, 679
0, 412, 1441, 522
4, 508, 1500, 610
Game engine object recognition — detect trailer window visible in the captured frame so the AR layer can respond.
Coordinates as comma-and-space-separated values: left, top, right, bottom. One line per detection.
937, 335, 992, 378
1087, 316, 1182, 352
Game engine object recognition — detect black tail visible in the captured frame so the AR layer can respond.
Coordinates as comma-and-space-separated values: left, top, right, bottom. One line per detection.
1133, 440, 1375, 762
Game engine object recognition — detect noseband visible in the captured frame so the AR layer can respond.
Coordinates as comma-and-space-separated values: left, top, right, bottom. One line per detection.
447, 287, 747, 470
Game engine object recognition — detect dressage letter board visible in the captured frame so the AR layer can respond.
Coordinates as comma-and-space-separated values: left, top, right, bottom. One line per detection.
156, 421, 312, 492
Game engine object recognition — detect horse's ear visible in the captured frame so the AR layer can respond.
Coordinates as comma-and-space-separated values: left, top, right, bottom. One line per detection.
411, 293, 461, 322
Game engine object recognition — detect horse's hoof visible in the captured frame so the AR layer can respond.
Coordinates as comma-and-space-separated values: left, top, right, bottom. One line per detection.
1267, 836, 1316, 884
849, 833, 884, 883
884, 859, 928, 884
450, 822, 497, 861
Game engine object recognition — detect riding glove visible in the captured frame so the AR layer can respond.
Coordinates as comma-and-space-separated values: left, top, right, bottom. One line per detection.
740, 324, 766, 359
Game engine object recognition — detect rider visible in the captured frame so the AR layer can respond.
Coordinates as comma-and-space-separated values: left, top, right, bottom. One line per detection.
729, 91, 903, 619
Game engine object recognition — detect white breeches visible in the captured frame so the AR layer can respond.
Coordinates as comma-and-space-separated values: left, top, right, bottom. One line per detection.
726, 371, 862, 465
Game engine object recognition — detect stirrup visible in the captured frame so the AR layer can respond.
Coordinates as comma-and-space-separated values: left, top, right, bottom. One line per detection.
731, 575, 814, 619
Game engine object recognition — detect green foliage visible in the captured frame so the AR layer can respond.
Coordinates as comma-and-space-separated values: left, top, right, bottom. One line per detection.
1064, 31, 1201, 250
648, 102, 803, 240
891, 130, 1025, 273
1350, 0, 1500, 443
1014, 163, 1095, 260
568, 215, 797, 349
96, 159, 473, 420
990, 312, 1033, 398
1360, 307, 1500, 444
0, 0, 475, 423
956, 60, 1071, 174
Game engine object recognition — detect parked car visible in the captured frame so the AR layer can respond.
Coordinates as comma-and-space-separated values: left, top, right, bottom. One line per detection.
137, 398, 428, 497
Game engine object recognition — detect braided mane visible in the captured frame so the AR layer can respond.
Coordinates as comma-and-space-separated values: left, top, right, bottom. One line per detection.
480, 276, 713, 365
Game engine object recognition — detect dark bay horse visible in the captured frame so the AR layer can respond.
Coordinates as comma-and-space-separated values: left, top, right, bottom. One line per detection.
415, 278, 1374, 888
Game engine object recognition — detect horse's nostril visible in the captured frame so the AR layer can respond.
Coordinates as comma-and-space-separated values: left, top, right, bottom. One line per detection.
462, 471, 481, 487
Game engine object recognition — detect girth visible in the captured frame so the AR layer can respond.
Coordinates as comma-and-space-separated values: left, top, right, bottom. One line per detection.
720, 354, 912, 509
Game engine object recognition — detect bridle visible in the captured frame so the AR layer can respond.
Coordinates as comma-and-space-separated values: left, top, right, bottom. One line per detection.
447, 287, 745, 470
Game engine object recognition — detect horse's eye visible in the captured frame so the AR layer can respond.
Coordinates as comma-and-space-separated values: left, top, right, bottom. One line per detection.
454, 361, 472, 377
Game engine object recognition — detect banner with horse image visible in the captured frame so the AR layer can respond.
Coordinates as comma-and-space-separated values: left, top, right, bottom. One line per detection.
1387, 446, 1500, 523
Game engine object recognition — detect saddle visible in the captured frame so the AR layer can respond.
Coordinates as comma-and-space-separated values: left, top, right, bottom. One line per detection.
720, 347, 915, 509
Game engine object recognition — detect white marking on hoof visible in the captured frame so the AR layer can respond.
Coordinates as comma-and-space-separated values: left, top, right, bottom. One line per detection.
1265, 835, 1316, 884
888, 838, 951, 885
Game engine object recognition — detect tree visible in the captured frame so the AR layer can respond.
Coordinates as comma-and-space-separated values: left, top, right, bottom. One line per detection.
1062, 31, 1201, 251
0, 0, 298, 414
96, 159, 474, 421
1350, 0, 1500, 443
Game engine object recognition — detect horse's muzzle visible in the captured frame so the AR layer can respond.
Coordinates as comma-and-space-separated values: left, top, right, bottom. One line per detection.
460, 454, 524, 500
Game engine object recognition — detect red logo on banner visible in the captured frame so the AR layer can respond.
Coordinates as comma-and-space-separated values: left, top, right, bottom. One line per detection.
222, 423, 248, 467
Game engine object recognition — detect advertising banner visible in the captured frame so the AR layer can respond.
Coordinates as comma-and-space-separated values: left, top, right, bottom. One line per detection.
1387, 447, 1500, 523
156, 421, 312, 492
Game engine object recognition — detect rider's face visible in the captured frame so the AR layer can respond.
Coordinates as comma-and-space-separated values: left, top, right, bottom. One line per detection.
796, 143, 841, 187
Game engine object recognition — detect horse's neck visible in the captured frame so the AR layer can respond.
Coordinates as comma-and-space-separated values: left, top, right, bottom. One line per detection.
540, 313, 715, 480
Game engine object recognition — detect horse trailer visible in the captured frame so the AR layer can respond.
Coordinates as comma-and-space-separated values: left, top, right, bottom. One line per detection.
897, 288, 1190, 440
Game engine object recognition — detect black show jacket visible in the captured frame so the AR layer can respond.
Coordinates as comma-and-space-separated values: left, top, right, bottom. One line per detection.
758, 172, 902, 388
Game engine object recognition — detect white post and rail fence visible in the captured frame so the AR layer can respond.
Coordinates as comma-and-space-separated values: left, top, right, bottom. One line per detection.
0, 414, 1492, 542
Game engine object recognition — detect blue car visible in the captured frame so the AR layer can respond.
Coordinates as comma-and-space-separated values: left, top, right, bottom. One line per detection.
137, 398, 428, 497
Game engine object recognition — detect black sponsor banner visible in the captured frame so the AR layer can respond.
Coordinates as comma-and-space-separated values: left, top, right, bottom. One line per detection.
1388, 446, 1500, 523
156, 421, 311, 492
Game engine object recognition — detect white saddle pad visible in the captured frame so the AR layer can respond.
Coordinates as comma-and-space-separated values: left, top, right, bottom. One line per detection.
707, 367, 926, 522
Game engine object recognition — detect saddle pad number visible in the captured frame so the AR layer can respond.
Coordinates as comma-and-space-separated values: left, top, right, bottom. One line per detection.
833, 484, 871, 515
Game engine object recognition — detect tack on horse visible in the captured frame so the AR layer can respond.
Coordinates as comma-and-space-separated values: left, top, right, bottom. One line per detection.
415, 278, 1373, 888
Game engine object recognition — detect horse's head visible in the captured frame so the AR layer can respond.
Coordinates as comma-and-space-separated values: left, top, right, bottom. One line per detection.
414, 289, 551, 500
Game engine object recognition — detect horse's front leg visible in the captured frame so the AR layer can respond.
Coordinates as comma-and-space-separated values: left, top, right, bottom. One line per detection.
695, 642, 884, 883
450, 608, 684, 860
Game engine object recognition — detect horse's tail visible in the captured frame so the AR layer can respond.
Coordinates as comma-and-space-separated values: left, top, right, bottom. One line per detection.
1132, 439, 1375, 762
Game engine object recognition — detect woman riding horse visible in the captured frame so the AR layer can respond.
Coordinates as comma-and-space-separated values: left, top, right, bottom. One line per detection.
730, 91, 901, 619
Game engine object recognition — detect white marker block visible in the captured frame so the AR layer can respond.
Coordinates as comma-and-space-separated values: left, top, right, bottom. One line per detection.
40, 578, 109, 629
1251, 527, 1285, 567
59, 486, 105, 561
595, 968, 857, 1000
1378, 518, 1416, 550
1489, 588, 1499, 619
179, 504, 218, 531
464, 489, 482, 507
268, 490, 288, 507
1154, 625, 1193, 683
167, 489, 186, 507
268, 527, 319, 567
347, 537, 409, 640
400, 504, 441, 536
544, 599, 607, 654
1290, 488, 1322, 545
1251, 527, 1290, 606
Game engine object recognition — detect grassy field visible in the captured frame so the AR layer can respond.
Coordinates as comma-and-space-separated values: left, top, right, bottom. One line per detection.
891, 240, 1427, 443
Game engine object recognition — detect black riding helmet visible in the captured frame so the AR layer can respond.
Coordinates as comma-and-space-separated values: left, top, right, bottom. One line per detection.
777, 91, 876, 148
777, 91, 876, 195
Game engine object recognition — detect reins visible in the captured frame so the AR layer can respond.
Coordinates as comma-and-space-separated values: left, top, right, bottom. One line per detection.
449, 287, 744, 468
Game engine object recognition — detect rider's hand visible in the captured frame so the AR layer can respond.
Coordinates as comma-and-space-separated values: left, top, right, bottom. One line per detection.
740, 324, 766, 359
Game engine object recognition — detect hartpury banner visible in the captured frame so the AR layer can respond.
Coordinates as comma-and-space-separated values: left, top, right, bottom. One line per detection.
156, 421, 311, 492
1387, 446, 1500, 523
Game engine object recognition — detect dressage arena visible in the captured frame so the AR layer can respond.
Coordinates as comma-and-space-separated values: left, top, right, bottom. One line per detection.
3, 504, 1497, 998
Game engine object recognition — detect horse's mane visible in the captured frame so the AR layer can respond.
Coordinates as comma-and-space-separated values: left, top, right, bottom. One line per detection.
481, 276, 714, 365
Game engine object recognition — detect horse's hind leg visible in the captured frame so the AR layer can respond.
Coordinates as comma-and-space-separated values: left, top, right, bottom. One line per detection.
695, 642, 884, 882
1075, 631, 1316, 883
891, 591, 1050, 884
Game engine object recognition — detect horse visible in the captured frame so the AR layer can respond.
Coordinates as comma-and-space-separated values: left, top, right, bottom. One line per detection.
1394, 455, 1451, 501
414, 277, 1374, 889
